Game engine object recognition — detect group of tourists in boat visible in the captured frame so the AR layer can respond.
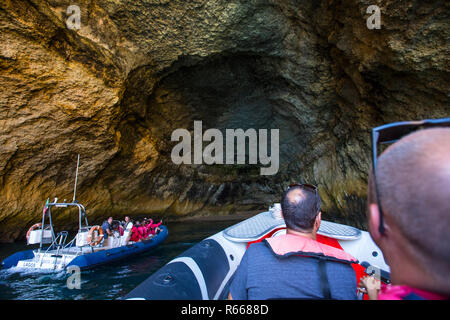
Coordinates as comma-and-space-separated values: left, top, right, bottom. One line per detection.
98, 216, 163, 247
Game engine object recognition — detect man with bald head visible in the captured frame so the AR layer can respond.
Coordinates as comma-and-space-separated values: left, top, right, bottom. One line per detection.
228, 184, 358, 300
365, 127, 450, 299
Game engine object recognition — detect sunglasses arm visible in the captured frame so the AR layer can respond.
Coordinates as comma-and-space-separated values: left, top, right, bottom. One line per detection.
371, 130, 385, 235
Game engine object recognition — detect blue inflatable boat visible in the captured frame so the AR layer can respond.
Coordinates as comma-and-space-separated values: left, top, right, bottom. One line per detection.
1, 200, 168, 271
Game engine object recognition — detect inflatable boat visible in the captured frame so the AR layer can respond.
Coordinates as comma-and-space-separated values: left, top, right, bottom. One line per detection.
1, 200, 168, 271
124, 205, 390, 300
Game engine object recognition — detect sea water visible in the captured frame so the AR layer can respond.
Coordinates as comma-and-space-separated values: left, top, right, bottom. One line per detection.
0, 218, 243, 300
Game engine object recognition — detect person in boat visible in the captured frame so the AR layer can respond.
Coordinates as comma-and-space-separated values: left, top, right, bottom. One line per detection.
101, 217, 113, 246
108, 220, 123, 247
110, 220, 122, 236
228, 184, 358, 300
123, 216, 133, 231
122, 216, 134, 244
138, 220, 148, 239
360, 127, 450, 300
145, 218, 163, 237
129, 221, 139, 242
153, 219, 163, 235
129, 220, 146, 242
142, 219, 151, 238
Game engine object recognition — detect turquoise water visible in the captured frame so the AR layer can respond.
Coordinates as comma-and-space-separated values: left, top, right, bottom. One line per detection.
0, 219, 242, 300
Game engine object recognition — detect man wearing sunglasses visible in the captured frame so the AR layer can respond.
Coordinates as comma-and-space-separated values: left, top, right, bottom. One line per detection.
228, 184, 358, 300
364, 119, 450, 300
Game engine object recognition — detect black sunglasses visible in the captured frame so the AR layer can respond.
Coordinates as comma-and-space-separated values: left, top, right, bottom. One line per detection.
371, 117, 450, 234
288, 183, 318, 192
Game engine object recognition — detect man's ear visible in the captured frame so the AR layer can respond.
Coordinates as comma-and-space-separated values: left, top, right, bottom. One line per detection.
368, 203, 382, 242
314, 211, 321, 232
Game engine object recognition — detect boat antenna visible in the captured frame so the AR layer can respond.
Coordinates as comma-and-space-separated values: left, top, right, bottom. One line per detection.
72, 154, 80, 203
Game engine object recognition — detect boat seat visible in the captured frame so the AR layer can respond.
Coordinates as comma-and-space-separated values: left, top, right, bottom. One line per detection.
223, 211, 285, 242
223, 211, 361, 242
317, 220, 361, 240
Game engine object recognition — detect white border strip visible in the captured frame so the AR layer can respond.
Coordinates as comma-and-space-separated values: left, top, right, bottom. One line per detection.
208, 232, 247, 300
169, 257, 209, 300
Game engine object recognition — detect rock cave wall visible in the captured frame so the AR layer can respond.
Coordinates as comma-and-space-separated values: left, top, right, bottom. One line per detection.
0, 0, 448, 241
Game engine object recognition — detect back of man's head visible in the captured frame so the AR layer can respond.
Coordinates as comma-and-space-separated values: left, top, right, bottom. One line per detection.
281, 185, 321, 232
368, 127, 450, 277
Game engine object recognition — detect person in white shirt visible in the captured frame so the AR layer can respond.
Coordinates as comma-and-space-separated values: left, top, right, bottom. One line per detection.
122, 216, 133, 245
123, 216, 133, 231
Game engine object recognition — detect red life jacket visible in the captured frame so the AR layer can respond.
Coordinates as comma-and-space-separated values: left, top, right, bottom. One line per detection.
143, 224, 151, 237
138, 226, 146, 239
266, 233, 358, 263
151, 223, 162, 235
130, 226, 140, 242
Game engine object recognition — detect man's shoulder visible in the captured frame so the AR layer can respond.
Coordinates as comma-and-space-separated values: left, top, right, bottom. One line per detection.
246, 241, 273, 258
238, 242, 275, 273
247, 241, 267, 250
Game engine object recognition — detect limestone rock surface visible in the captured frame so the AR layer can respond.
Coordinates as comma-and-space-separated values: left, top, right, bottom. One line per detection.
0, 0, 448, 241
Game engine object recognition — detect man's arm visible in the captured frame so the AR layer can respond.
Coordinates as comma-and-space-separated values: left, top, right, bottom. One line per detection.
228, 250, 250, 300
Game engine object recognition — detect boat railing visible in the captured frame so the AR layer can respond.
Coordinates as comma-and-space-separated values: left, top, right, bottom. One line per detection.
62, 236, 77, 251
42, 231, 69, 255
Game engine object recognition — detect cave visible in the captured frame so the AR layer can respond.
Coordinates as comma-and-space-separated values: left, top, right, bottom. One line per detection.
0, 0, 448, 241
